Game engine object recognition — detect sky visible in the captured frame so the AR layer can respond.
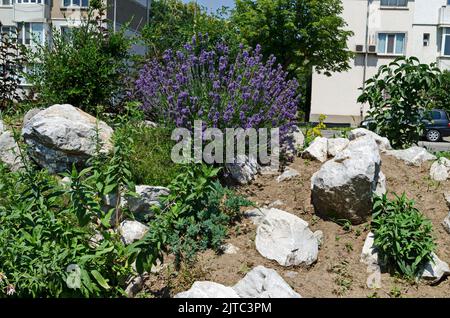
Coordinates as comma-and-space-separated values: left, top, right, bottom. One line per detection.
181, 0, 236, 13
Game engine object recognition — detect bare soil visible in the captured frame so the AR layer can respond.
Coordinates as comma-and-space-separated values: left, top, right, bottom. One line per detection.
146, 155, 450, 298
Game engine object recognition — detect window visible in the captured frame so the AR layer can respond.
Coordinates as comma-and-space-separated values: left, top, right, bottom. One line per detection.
444, 28, 450, 56
377, 33, 406, 55
0, 25, 14, 43
380, 0, 408, 7
17, 22, 44, 46
423, 33, 430, 47
0, 0, 14, 5
432, 111, 442, 120
16, 0, 48, 3
62, 0, 89, 7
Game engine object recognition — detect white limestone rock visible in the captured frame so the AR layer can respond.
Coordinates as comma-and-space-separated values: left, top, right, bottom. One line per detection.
430, 157, 450, 181
226, 155, 259, 185
119, 220, 149, 245
311, 135, 381, 224
386, 146, 436, 167
302, 137, 328, 162
419, 253, 450, 284
327, 138, 350, 157
276, 168, 299, 183
233, 266, 301, 298
255, 208, 319, 267
175, 282, 240, 298
22, 104, 113, 173
348, 128, 392, 152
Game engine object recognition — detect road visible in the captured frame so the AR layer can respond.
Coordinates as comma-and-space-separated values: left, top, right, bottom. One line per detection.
321, 130, 450, 153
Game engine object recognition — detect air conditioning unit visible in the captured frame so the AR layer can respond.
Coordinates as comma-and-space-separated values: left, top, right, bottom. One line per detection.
368, 45, 377, 53
355, 44, 364, 52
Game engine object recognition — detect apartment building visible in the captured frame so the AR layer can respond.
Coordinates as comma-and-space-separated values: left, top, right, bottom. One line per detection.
0, 0, 149, 52
310, 0, 450, 126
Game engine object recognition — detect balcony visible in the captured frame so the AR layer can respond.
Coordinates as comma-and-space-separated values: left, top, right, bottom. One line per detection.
439, 6, 450, 27
13, 2, 50, 22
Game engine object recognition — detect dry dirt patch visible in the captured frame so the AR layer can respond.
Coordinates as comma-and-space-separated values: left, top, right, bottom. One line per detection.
147, 155, 450, 298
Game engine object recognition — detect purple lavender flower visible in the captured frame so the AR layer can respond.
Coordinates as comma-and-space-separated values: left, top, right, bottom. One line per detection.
134, 37, 300, 144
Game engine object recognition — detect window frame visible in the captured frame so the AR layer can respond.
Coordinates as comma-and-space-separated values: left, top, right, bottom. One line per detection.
61, 0, 89, 8
380, 0, 408, 9
15, 0, 49, 4
16, 22, 45, 46
442, 28, 450, 57
0, 0, 14, 6
377, 32, 407, 56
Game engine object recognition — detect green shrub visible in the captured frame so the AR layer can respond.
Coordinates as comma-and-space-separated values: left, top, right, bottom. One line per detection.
358, 57, 442, 149
131, 163, 253, 272
25, 1, 131, 114
371, 193, 436, 279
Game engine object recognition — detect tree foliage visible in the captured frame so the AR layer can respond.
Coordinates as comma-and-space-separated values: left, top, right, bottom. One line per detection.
231, 0, 354, 79
141, 0, 240, 59
358, 57, 442, 149
25, 1, 131, 114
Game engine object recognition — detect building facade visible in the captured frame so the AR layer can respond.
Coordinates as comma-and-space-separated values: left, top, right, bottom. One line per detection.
0, 0, 149, 51
310, 0, 450, 126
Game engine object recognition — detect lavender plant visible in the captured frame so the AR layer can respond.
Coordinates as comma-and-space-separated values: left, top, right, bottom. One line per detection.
134, 36, 300, 140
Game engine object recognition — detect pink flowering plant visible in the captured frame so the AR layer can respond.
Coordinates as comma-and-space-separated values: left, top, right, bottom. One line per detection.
134, 35, 300, 141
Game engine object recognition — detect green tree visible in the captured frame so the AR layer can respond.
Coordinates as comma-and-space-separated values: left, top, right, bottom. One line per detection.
231, 0, 354, 119
141, 0, 240, 59
26, 1, 131, 115
358, 57, 442, 149
429, 70, 450, 112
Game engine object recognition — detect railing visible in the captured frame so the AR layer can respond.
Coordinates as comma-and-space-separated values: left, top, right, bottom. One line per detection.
13, 2, 50, 22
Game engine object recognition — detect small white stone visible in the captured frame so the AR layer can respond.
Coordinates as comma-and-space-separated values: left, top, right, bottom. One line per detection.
220, 243, 240, 255
276, 168, 300, 183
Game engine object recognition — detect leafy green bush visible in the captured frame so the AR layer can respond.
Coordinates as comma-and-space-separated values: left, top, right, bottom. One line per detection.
25, 1, 131, 114
371, 193, 436, 279
358, 57, 442, 149
131, 163, 253, 272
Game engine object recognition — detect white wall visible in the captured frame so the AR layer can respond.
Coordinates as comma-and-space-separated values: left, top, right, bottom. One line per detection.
311, 0, 450, 125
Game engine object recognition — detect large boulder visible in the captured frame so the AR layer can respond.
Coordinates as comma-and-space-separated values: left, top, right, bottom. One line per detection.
22, 104, 114, 173
386, 146, 436, 166
255, 208, 319, 267
226, 155, 259, 185
302, 137, 328, 162
311, 135, 381, 224
22, 108, 43, 127
327, 138, 350, 157
233, 266, 301, 298
348, 128, 392, 152
175, 282, 240, 298
0, 130, 23, 172
430, 158, 450, 181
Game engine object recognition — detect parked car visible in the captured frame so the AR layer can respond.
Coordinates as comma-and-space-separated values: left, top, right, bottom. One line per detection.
359, 109, 450, 142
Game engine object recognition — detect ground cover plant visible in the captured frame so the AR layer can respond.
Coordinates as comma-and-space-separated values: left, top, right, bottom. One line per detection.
371, 193, 436, 279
